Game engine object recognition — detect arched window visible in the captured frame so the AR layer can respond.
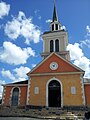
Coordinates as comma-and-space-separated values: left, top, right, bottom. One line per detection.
52, 24, 54, 31
11, 87, 19, 106
55, 24, 58, 30
50, 40, 54, 52
55, 39, 59, 52
49, 80, 60, 87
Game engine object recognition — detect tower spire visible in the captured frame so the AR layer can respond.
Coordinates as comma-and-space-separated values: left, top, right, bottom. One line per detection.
53, 0, 58, 22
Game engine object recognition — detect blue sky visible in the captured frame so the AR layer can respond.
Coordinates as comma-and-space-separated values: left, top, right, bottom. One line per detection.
0, 0, 90, 97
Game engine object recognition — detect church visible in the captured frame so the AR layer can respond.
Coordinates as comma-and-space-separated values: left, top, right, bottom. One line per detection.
2, 2, 90, 108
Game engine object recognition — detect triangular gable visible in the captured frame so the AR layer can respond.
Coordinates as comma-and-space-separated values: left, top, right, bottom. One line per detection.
27, 52, 84, 75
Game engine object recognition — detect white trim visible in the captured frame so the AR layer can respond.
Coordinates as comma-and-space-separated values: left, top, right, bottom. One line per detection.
2, 86, 6, 105
43, 40, 45, 52
84, 82, 90, 85
26, 78, 31, 105
64, 36, 66, 50
54, 40, 55, 52
58, 24, 59, 30
46, 77, 63, 107
80, 75, 86, 105
10, 87, 21, 106
30, 72, 84, 77
3, 84, 28, 87
59, 39, 60, 51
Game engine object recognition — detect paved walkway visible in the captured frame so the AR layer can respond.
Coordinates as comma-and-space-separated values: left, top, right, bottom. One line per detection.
0, 117, 51, 120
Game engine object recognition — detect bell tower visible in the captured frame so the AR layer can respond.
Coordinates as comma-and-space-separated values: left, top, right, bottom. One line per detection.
41, 1, 70, 61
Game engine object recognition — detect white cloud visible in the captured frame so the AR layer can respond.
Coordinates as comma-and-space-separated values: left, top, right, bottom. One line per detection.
46, 19, 52, 23
13, 66, 30, 79
34, 9, 40, 15
80, 39, 90, 48
67, 43, 90, 78
0, 1, 10, 19
61, 26, 66, 30
1, 66, 30, 82
4, 11, 41, 45
0, 41, 35, 65
5, 19, 21, 39
38, 16, 41, 20
1, 69, 16, 81
80, 25, 90, 48
86, 25, 90, 36
67, 43, 83, 60
34, 9, 41, 20
31, 64, 36, 68
0, 80, 5, 98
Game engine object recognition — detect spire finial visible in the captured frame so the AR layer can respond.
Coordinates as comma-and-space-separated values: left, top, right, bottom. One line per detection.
53, 0, 58, 22
54, 0, 56, 5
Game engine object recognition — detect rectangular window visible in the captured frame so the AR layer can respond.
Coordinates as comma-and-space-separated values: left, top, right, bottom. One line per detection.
71, 87, 76, 94
34, 87, 39, 94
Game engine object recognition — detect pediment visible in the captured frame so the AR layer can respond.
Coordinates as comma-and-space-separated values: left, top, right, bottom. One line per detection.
27, 53, 84, 76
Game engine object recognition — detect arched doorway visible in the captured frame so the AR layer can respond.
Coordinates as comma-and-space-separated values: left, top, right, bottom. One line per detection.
48, 80, 61, 107
11, 87, 19, 106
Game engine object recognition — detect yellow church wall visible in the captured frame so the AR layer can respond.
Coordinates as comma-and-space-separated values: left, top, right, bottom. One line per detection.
61, 74, 83, 106
28, 74, 83, 107
29, 76, 48, 106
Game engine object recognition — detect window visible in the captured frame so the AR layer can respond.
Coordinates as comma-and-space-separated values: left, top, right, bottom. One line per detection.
11, 87, 19, 106
55, 39, 59, 52
34, 87, 39, 94
71, 87, 76, 94
50, 40, 54, 52
56, 24, 58, 30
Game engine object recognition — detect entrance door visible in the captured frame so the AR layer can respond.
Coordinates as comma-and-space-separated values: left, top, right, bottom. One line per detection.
48, 80, 61, 107
11, 88, 19, 106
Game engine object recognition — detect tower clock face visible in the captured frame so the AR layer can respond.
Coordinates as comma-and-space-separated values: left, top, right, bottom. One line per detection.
50, 62, 58, 70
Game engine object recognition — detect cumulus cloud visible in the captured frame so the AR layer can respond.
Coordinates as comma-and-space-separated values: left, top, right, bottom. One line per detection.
61, 26, 66, 30
13, 66, 30, 79
46, 19, 52, 23
80, 25, 90, 48
4, 11, 41, 45
0, 1, 10, 19
1, 66, 30, 82
5, 19, 21, 39
0, 41, 35, 65
0, 80, 5, 98
1, 69, 16, 81
67, 43, 90, 78
67, 43, 84, 60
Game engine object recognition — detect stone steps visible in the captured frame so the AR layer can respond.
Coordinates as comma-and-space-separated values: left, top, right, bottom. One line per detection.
0, 106, 85, 119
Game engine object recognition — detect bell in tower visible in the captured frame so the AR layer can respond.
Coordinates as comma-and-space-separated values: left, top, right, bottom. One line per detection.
41, 1, 70, 61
